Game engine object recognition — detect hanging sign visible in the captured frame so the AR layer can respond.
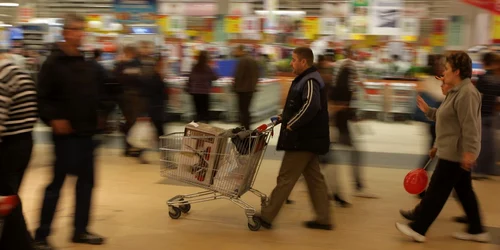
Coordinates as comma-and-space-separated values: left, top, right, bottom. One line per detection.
320, 18, 337, 35
448, 16, 464, 46
303, 17, 319, 40
225, 16, 242, 33
113, 0, 157, 24
369, 0, 403, 35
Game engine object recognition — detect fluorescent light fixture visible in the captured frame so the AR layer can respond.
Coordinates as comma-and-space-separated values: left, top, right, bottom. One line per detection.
0, 3, 19, 7
0, 24, 12, 27
254, 10, 306, 16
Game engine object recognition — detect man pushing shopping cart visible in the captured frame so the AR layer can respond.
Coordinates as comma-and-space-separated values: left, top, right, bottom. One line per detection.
254, 47, 332, 230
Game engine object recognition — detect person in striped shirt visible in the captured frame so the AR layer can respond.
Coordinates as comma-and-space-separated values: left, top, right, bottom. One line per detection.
0, 52, 38, 250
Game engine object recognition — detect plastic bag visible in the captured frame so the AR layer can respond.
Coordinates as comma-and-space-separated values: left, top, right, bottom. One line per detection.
127, 119, 157, 149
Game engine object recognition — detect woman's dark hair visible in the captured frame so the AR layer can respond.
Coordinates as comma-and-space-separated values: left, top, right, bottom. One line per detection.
192, 50, 210, 72
446, 51, 472, 80
317, 54, 325, 62
482, 52, 497, 67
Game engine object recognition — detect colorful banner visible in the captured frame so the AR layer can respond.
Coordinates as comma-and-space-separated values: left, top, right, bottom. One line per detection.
462, 0, 500, 15
350, 0, 369, 34
491, 15, 500, 42
448, 16, 464, 46
225, 16, 242, 33
114, 0, 157, 24
303, 17, 319, 40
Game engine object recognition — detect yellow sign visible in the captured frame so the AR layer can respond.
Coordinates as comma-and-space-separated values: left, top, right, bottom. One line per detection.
402, 35, 418, 42
157, 15, 169, 35
303, 17, 319, 40
430, 34, 445, 47
186, 30, 199, 37
225, 16, 241, 33
491, 16, 500, 40
350, 34, 365, 41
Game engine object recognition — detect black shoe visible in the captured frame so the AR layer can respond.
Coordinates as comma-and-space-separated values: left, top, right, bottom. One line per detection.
72, 232, 105, 245
254, 215, 272, 229
400, 209, 417, 221
452, 215, 468, 224
286, 199, 295, 204
417, 190, 426, 199
304, 221, 333, 230
332, 194, 351, 208
33, 239, 55, 250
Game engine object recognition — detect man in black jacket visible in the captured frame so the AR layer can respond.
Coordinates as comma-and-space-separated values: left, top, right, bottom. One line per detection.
34, 13, 106, 249
257, 47, 332, 230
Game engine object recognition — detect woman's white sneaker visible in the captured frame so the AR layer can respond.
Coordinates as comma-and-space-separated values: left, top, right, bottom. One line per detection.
395, 222, 426, 243
452, 232, 491, 243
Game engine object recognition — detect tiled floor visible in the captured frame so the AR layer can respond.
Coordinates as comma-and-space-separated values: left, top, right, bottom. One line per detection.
17, 144, 500, 250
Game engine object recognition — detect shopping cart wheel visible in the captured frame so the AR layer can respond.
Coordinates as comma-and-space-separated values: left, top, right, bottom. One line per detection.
247, 216, 261, 231
168, 206, 182, 219
179, 204, 191, 213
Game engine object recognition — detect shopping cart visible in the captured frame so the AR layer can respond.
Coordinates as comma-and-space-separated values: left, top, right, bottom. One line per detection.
160, 123, 274, 231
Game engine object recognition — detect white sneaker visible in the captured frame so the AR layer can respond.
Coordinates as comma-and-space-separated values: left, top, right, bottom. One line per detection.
452, 232, 491, 243
395, 222, 426, 243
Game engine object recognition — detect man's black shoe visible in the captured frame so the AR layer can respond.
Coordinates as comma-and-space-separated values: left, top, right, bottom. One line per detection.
304, 221, 333, 230
33, 239, 55, 250
72, 232, 105, 245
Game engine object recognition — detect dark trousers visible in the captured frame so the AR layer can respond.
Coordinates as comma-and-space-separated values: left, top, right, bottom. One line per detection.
334, 109, 362, 190
149, 107, 165, 137
122, 90, 146, 153
0, 133, 34, 250
192, 94, 210, 123
475, 117, 496, 175
410, 159, 484, 235
421, 123, 437, 169
35, 135, 96, 240
237, 92, 253, 130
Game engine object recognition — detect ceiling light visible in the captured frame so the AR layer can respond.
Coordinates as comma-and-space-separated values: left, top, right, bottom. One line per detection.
0, 3, 19, 7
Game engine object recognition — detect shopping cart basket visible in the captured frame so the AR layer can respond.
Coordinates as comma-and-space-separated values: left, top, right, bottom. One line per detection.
160, 123, 274, 231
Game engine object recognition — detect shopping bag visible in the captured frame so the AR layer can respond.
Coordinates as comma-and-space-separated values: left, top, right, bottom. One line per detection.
127, 119, 157, 149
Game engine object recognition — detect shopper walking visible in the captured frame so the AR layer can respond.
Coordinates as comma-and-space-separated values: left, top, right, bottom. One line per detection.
186, 51, 218, 123
0, 52, 38, 250
330, 47, 376, 198
396, 51, 490, 243
115, 45, 149, 162
473, 52, 500, 178
34, 13, 107, 249
233, 45, 259, 129
256, 47, 332, 230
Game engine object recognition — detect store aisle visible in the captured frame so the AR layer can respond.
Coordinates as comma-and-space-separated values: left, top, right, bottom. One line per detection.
18, 145, 500, 250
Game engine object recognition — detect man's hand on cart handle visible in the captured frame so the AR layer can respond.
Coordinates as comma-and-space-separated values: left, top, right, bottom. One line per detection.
271, 115, 282, 125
